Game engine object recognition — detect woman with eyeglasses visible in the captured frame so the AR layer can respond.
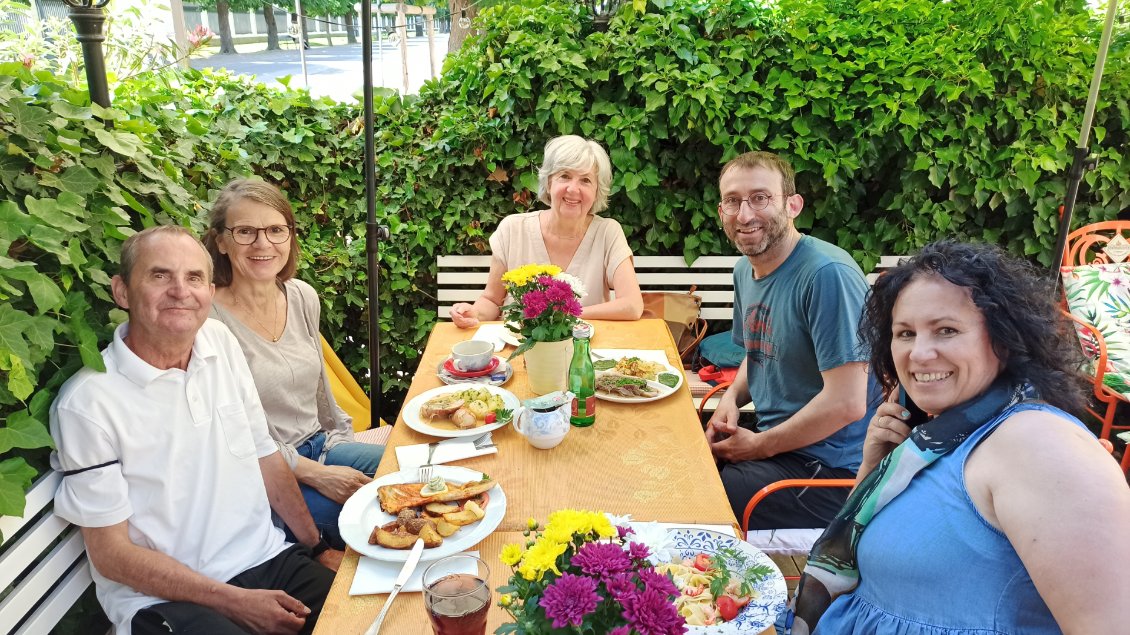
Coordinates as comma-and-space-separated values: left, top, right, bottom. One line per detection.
449, 135, 644, 328
203, 179, 383, 551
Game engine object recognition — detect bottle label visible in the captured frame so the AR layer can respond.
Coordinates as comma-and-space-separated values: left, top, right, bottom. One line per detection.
572, 395, 596, 417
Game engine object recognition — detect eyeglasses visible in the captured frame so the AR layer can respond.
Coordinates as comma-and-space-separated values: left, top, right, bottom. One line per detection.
719, 193, 780, 216
225, 225, 293, 245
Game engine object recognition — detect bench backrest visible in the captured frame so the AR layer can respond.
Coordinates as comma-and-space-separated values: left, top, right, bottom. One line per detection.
437, 254, 904, 323
0, 472, 93, 635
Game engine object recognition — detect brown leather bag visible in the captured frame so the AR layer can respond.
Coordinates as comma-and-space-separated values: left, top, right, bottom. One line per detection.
641, 286, 706, 363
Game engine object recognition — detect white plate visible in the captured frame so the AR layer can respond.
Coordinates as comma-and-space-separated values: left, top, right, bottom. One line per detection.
338, 465, 506, 562
667, 528, 787, 633
593, 355, 684, 403
402, 384, 520, 438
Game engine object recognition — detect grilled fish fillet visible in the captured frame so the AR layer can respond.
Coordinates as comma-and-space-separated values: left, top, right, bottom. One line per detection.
378, 477, 497, 514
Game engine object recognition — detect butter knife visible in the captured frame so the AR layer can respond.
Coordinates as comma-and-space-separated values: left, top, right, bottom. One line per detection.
363, 538, 425, 635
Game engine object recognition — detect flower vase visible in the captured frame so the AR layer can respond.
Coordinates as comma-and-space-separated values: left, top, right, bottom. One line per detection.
523, 338, 574, 395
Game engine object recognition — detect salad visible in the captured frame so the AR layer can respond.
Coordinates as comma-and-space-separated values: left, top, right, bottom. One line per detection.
654, 546, 775, 627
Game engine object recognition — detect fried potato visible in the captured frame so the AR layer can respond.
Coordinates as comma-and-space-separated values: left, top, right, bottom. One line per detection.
426, 502, 460, 515
418, 522, 444, 548
370, 527, 419, 549
443, 500, 486, 526
435, 518, 459, 537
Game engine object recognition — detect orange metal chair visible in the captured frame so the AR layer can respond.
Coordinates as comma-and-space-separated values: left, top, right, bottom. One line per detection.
1059, 220, 1130, 453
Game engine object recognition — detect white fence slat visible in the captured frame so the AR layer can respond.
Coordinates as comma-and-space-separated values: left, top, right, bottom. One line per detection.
0, 528, 86, 635
0, 512, 71, 591
437, 272, 490, 285
437, 289, 482, 302
13, 558, 93, 635
438, 255, 491, 267
635, 273, 734, 286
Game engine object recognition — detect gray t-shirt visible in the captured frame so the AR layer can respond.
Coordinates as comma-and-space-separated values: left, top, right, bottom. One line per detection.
731, 235, 879, 471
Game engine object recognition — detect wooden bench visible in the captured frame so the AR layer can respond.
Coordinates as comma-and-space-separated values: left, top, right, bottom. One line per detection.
0, 472, 94, 635
436, 254, 904, 410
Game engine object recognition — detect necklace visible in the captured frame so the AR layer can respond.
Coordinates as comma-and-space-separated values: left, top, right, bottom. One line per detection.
232, 291, 282, 343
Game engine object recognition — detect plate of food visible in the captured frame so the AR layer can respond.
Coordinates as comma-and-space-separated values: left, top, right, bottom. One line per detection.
402, 385, 519, 437
655, 528, 787, 632
338, 465, 506, 562
591, 351, 684, 403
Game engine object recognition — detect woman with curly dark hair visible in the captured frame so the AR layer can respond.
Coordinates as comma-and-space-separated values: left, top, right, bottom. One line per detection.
790, 241, 1129, 634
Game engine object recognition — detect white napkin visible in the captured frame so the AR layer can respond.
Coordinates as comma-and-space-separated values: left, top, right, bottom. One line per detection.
394, 434, 497, 468
471, 324, 509, 352
349, 550, 481, 596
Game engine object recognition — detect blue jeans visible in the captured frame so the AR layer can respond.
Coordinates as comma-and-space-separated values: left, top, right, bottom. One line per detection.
293, 431, 384, 549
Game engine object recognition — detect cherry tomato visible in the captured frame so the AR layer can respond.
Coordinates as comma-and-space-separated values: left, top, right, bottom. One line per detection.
484, 412, 496, 424
717, 595, 739, 622
692, 553, 713, 571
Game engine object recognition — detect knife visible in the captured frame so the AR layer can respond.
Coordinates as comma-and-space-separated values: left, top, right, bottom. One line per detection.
363, 538, 425, 635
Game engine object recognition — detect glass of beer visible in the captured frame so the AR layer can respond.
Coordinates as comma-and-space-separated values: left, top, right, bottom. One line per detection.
422, 554, 491, 635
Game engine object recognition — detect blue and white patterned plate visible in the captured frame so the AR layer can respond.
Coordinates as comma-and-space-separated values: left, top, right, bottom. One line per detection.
668, 528, 788, 634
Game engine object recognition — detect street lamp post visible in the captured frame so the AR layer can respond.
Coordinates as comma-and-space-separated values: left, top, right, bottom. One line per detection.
61, 0, 111, 108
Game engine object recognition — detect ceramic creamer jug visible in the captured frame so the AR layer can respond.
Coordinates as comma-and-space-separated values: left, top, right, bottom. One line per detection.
512, 391, 573, 449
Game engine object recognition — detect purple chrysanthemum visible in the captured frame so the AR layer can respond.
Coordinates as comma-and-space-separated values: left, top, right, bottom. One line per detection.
544, 278, 576, 303
627, 541, 651, 562
604, 571, 638, 601
573, 542, 632, 579
617, 525, 635, 539
610, 628, 632, 635
637, 568, 678, 597
541, 573, 601, 629
563, 297, 583, 316
622, 588, 687, 635
522, 290, 549, 318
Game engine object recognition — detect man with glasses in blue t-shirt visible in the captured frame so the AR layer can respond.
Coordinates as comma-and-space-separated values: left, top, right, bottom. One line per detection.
705, 151, 881, 529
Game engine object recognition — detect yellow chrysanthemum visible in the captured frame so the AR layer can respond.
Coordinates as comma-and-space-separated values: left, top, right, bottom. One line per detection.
502, 264, 561, 287
517, 538, 567, 581
499, 594, 513, 607
500, 543, 524, 566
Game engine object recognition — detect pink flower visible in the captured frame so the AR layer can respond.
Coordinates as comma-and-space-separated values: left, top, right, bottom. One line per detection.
572, 542, 632, 580
622, 588, 687, 634
21, 54, 34, 70
522, 290, 549, 318
541, 573, 601, 628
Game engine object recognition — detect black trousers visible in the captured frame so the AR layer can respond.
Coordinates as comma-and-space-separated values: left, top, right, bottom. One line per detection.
131, 545, 334, 635
720, 451, 856, 530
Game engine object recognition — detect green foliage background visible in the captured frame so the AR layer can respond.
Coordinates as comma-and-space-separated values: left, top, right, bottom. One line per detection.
1, 0, 1128, 526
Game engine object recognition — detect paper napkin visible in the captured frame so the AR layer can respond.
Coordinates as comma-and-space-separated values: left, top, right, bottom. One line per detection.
394, 434, 498, 469
349, 550, 481, 596
471, 324, 509, 352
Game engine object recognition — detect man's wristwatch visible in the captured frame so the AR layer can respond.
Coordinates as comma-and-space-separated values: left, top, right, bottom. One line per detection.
309, 535, 331, 558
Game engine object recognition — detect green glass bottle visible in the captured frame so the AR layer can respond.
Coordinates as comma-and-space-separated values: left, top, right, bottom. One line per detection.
567, 322, 596, 427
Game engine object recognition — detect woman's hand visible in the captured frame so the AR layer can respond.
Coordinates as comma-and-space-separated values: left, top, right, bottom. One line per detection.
450, 303, 480, 329
861, 395, 914, 476
309, 464, 372, 504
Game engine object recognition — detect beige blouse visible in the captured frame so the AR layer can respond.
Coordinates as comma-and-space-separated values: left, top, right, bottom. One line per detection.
488, 210, 633, 306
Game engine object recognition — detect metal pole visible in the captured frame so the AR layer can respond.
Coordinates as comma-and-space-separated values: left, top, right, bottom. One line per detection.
296, 0, 308, 86
1049, 0, 1119, 286
361, 1, 389, 421
66, 5, 110, 108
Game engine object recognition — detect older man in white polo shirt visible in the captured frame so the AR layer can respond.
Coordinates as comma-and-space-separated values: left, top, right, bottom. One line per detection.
50, 226, 341, 635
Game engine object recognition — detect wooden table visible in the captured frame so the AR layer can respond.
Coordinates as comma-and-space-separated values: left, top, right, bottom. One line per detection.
314, 319, 751, 633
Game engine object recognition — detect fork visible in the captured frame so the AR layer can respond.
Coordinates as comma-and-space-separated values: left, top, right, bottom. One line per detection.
417, 442, 439, 483
471, 433, 494, 451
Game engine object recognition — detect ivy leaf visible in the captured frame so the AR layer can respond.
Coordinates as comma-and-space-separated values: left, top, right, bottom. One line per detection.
3, 267, 65, 313
0, 457, 38, 521
8, 100, 53, 139
25, 196, 89, 233
59, 165, 100, 195
0, 409, 54, 453
0, 305, 34, 361
93, 128, 142, 156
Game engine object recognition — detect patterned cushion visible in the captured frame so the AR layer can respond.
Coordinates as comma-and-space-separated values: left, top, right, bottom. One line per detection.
1061, 263, 1130, 400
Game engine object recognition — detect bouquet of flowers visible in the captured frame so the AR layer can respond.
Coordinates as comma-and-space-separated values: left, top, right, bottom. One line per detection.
496, 510, 687, 635
501, 264, 585, 357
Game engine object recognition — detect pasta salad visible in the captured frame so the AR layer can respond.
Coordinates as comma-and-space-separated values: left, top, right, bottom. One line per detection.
654, 547, 775, 627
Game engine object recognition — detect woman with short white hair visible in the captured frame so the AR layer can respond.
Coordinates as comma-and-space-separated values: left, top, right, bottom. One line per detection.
450, 135, 643, 327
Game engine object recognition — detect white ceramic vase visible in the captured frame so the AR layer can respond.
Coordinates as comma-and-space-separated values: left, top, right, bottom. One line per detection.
523, 338, 574, 395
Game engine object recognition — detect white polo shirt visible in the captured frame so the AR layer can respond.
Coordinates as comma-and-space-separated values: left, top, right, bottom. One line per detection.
50, 319, 290, 634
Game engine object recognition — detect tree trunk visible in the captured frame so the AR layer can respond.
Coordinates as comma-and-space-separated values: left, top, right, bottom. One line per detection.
216, 0, 236, 54
324, 15, 333, 45
263, 4, 279, 51
447, 0, 477, 53
345, 12, 356, 45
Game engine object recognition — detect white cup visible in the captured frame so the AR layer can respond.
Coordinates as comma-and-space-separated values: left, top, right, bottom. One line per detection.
451, 340, 495, 372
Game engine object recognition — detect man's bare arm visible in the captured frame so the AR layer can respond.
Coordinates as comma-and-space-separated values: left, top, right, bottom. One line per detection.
259, 451, 344, 571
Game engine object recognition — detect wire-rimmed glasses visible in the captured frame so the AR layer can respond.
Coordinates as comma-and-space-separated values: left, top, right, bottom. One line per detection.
719, 193, 778, 216
225, 225, 293, 245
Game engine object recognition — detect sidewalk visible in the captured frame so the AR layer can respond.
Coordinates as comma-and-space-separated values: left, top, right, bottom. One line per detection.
192, 33, 450, 102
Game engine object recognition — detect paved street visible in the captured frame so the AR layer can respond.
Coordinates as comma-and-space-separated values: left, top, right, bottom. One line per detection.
192, 33, 450, 102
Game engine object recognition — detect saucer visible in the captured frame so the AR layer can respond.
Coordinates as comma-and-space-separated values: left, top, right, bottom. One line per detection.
437, 357, 512, 387
443, 356, 500, 378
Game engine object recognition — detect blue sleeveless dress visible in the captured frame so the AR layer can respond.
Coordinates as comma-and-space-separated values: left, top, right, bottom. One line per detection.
814, 403, 1082, 634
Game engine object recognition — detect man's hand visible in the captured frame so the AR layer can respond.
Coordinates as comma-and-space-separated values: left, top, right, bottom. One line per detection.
707, 426, 774, 463
222, 588, 310, 635
311, 464, 371, 504
316, 547, 345, 572
450, 303, 479, 329
705, 401, 741, 443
